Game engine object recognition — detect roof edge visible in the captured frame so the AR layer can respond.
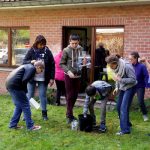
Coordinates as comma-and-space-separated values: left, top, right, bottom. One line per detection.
0, 1, 150, 10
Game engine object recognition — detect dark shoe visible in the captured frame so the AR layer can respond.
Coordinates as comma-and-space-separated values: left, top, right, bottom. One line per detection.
10, 126, 24, 130
129, 122, 132, 127
56, 102, 60, 106
116, 131, 130, 136
99, 123, 107, 132
66, 116, 77, 124
42, 110, 48, 121
66, 118, 73, 124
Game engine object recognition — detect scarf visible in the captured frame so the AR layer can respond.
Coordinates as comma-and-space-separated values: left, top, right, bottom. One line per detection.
112, 59, 126, 78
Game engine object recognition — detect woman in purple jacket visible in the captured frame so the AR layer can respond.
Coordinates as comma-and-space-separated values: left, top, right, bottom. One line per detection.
129, 52, 149, 121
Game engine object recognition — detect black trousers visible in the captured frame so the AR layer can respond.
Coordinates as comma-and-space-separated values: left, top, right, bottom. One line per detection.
55, 80, 66, 104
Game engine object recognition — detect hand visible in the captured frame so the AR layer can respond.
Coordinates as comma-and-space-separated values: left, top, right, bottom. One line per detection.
67, 70, 75, 78
113, 75, 121, 81
82, 57, 87, 65
49, 79, 54, 87
31, 60, 36, 64
139, 57, 146, 63
113, 88, 119, 95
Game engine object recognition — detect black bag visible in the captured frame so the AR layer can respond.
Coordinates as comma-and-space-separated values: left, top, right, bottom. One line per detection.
78, 114, 93, 132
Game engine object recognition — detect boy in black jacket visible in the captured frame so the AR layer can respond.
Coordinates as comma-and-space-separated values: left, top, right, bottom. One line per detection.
6, 61, 44, 130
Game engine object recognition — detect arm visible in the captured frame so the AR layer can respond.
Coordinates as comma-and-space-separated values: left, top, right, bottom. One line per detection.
60, 50, 69, 73
23, 48, 33, 64
48, 50, 55, 80
142, 65, 149, 86
22, 66, 36, 84
119, 64, 136, 84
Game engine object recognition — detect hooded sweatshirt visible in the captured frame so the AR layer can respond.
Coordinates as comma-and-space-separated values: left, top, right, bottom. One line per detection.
60, 45, 83, 77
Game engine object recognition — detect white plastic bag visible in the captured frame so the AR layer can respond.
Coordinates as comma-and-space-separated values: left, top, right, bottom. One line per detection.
71, 120, 78, 130
29, 98, 40, 109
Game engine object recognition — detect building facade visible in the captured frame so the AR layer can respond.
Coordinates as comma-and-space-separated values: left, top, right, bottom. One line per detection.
0, 0, 150, 96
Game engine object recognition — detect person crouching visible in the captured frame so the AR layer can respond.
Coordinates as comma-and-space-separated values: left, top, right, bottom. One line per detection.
83, 80, 112, 132
6, 60, 44, 131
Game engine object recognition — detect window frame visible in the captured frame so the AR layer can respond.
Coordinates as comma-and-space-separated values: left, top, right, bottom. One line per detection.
0, 26, 30, 68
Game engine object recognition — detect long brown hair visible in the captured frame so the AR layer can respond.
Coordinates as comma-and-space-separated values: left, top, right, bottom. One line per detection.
32, 35, 47, 48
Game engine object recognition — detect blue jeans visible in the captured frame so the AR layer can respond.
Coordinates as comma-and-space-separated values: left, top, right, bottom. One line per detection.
8, 89, 34, 129
134, 87, 147, 115
117, 87, 135, 133
27, 81, 48, 111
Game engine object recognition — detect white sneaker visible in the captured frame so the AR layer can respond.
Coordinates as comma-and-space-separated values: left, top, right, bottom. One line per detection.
32, 125, 41, 131
143, 115, 149, 121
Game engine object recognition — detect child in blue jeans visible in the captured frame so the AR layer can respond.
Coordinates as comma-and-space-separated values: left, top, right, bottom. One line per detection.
83, 80, 112, 132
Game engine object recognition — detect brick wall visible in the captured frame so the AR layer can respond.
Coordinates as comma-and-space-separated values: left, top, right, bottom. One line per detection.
0, 5, 150, 96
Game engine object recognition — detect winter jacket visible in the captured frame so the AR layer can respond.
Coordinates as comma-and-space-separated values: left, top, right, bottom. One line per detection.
60, 45, 83, 77
6, 64, 36, 92
23, 46, 55, 85
54, 51, 64, 81
116, 62, 137, 91
132, 62, 149, 88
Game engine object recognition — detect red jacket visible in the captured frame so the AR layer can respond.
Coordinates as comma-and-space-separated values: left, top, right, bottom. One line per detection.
54, 51, 64, 81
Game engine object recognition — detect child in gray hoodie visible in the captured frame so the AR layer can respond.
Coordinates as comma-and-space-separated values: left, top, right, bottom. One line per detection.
83, 80, 112, 132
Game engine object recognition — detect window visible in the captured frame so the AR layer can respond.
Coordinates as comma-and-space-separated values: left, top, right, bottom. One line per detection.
0, 27, 30, 67
0, 29, 8, 65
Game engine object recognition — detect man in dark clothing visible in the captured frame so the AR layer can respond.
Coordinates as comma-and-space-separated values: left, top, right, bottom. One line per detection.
6, 61, 44, 130
94, 43, 107, 81
60, 33, 84, 124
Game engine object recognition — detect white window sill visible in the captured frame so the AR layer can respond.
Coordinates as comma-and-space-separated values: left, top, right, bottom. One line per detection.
0, 67, 14, 72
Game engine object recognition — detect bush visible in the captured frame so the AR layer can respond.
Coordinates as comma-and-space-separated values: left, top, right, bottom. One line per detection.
46, 88, 57, 105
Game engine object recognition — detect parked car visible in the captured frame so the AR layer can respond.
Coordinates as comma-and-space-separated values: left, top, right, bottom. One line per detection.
0, 48, 8, 64
14, 48, 29, 65
0, 48, 29, 65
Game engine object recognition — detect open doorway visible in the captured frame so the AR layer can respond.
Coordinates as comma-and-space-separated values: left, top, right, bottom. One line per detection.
62, 26, 124, 95
95, 27, 124, 100
94, 27, 124, 81
63, 27, 92, 94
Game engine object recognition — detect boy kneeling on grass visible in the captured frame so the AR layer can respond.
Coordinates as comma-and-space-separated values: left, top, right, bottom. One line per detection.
6, 60, 44, 131
83, 80, 112, 132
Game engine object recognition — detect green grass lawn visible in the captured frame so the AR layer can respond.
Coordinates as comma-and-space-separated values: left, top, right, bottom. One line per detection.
0, 95, 150, 150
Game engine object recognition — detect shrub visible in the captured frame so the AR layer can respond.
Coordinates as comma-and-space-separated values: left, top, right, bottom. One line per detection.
46, 88, 56, 105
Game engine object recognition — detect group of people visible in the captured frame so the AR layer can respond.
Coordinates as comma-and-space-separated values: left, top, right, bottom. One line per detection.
6, 34, 149, 136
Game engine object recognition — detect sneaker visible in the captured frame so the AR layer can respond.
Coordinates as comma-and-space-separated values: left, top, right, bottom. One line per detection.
66, 116, 77, 124
99, 123, 107, 132
10, 126, 24, 129
116, 131, 130, 136
143, 115, 149, 121
31, 125, 41, 131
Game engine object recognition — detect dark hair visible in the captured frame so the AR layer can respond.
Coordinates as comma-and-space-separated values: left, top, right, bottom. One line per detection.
69, 34, 80, 41
115, 54, 121, 59
85, 85, 96, 96
130, 51, 140, 59
105, 55, 119, 64
33, 35, 46, 48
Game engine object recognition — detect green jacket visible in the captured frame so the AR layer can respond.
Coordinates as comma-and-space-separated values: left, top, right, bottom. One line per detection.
60, 45, 83, 76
